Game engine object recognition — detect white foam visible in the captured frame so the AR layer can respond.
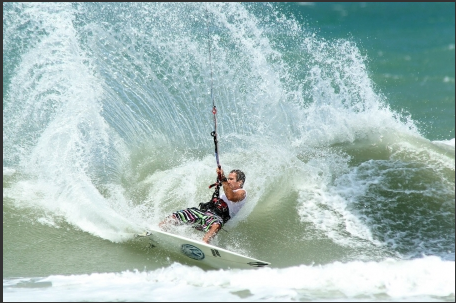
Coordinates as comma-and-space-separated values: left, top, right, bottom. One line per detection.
3, 257, 454, 302
3, 167, 16, 176
433, 138, 455, 147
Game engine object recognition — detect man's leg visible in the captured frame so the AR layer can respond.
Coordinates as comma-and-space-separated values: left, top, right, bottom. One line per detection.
203, 223, 221, 244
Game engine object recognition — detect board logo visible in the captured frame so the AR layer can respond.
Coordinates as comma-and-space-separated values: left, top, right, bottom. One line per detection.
211, 249, 221, 257
181, 244, 205, 260
247, 261, 269, 267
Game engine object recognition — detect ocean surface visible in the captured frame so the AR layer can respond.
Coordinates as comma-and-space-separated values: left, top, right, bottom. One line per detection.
3, 2, 455, 302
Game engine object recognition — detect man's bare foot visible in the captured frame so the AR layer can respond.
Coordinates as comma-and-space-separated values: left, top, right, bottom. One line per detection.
159, 216, 176, 231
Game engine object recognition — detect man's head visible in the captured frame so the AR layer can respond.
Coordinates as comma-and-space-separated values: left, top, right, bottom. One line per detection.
229, 169, 246, 188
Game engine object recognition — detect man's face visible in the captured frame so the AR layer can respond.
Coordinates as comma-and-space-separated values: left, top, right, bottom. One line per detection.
227, 172, 242, 190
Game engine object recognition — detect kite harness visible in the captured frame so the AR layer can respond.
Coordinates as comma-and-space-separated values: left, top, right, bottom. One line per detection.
198, 105, 230, 224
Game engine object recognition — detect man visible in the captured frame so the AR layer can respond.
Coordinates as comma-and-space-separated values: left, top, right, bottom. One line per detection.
159, 168, 247, 244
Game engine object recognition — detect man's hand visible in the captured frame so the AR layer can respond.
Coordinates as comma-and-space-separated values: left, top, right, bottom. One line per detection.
216, 167, 225, 180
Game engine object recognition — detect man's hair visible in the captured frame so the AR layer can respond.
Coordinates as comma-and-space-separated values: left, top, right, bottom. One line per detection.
231, 169, 246, 188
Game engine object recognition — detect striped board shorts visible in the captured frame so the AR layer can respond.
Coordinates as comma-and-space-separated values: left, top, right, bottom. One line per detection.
172, 207, 224, 232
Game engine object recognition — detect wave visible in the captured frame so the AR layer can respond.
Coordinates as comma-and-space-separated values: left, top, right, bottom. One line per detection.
3, 2, 454, 265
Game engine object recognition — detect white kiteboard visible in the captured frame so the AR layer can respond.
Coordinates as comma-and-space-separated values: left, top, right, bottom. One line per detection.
135, 228, 270, 270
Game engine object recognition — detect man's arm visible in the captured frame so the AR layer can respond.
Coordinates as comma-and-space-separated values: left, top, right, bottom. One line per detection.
221, 180, 246, 202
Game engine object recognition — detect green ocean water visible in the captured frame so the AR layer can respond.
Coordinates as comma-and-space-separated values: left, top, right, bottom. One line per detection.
3, 2, 455, 302
280, 2, 455, 141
